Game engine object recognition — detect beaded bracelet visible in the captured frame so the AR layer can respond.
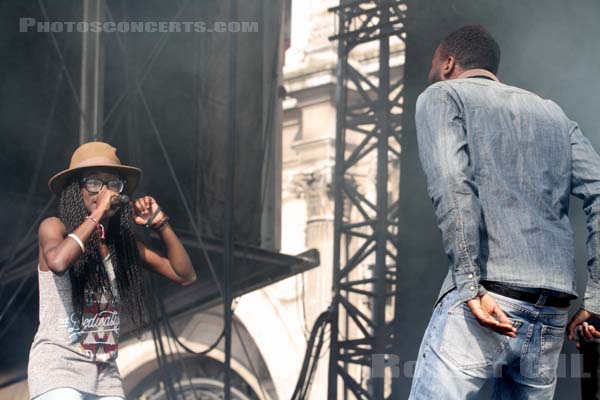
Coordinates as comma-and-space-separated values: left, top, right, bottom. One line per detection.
85, 215, 105, 240
153, 215, 170, 231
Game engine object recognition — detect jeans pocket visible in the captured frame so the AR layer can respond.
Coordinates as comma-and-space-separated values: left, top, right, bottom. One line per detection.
439, 304, 511, 369
538, 324, 566, 385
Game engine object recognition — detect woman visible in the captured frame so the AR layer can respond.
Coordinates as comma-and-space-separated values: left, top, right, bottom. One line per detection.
28, 142, 197, 400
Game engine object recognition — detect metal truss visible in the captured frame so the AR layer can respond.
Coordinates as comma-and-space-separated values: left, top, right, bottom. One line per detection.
328, 1, 406, 399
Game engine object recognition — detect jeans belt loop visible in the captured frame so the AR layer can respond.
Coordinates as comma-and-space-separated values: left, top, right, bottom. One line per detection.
534, 289, 549, 308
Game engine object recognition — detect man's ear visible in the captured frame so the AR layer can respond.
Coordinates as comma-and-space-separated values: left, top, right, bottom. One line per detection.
442, 55, 456, 80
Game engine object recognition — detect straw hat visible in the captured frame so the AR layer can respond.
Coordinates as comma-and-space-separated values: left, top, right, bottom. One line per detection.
48, 142, 142, 195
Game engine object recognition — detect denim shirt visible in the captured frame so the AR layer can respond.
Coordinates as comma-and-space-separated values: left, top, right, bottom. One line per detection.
416, 75, 600, 313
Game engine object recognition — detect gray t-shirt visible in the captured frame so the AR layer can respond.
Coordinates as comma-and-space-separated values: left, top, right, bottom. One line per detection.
27, 255, 125, 399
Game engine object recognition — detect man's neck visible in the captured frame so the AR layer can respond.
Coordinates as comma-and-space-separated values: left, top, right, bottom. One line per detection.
456, 69, 499, 82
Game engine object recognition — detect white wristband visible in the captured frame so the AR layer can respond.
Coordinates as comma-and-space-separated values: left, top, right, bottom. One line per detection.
67, 233, 85, 253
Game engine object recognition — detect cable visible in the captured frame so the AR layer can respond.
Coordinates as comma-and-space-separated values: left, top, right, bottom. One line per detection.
156, 287, 231, 357
103, 0, 194, 144
291, 310, 331, 400
0, 22, 69, 291
136, 89, 224, 300
0, 278, 36, 341
0, 276, 30, 326
301, 319, 328, 400
295, 273, 310, 340
290, 309, 332, 400
151, 273, 240, 400
155, 291, 237, 400
232, 314, 270, 400
146, 273, 179, 399
4, 69, 62, 273
163, 328, 201, 400
301, 272, 310, 338
161, 315, 187, 399
223, 1, 239, 397
37, 0, 88, 130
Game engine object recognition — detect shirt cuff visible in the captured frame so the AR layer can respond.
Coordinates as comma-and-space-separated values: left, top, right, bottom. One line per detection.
583, 278, 600, 315
454, 271, 483, 303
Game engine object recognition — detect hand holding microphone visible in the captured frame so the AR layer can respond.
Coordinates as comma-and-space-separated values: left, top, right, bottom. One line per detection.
110, 194, 130, 209
93, 187, 125, 218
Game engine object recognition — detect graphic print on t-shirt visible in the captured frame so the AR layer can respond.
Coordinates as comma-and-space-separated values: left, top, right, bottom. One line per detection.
58, 285, 120, 362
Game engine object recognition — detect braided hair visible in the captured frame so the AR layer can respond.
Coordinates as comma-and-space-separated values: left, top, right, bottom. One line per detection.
58, 180, 145, 333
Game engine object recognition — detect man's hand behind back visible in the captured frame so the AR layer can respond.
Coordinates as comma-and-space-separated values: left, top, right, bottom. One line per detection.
466, 294, 518, 338
568, 309, 600, 348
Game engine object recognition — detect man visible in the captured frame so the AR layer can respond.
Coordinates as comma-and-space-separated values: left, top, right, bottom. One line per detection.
409, 25, 600, 399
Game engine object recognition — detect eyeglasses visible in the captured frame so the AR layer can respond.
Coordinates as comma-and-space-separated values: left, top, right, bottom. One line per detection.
81, 177, 126, 194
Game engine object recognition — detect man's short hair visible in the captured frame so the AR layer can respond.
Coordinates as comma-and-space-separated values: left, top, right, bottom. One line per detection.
439, 25, 500, 75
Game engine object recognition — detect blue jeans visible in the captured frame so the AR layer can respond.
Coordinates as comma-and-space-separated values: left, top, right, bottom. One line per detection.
409, 288, 569, 399
33, 387, 124, 400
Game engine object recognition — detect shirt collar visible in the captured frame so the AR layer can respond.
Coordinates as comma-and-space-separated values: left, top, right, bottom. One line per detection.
457, 69, 499, 82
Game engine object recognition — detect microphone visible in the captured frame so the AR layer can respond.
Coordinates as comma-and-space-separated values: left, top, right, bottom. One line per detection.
110, 194, 130, 209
